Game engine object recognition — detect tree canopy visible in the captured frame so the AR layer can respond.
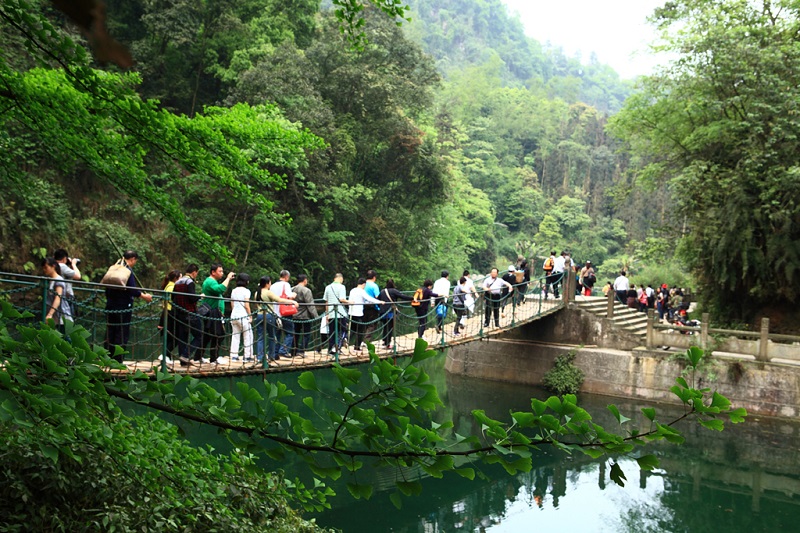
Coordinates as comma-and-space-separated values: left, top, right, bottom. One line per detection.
611, 0, 800, 325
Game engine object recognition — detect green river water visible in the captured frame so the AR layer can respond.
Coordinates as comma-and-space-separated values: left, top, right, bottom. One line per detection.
186, 352, 800, 532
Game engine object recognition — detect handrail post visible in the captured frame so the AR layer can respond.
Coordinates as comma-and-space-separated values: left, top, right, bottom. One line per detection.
700, 313, 710, 351
646, 309, 654, 349
758, 317, 770, 362
41, 278, 49, 323
479, 291, 484, 338
161, 294, 169, 372
392, 304, 397, 356
334, 307, 340, 363
262, 311, 268, 370
440, 298, 446, 347
511, 286, 516, 327
606, 287, 615, 319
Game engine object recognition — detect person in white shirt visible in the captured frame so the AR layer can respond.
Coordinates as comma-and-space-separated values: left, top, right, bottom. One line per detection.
228, 273, 252, 362
482, 268, 513, 328
432, 270, 451, 334
613, 270, 630, 304
271, 270, 297, 358
551, 251, 567, 299
461, 269, 478, 318
347, 277, 383, 355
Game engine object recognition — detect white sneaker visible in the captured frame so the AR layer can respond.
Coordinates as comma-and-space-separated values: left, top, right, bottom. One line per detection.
231, 356, 240, 361
156, 354, 173, 364
216, 357, 228, 365
201, 358, 211, 364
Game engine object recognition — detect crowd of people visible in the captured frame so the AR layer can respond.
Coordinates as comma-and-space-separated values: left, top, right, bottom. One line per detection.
38, 251, 541, 367
38, 249, 695, 366
607, 270, 690, 321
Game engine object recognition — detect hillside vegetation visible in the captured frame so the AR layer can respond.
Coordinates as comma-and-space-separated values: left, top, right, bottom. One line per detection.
0, 0, 701, 315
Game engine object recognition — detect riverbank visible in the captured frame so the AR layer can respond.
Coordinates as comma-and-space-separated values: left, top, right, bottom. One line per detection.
444, 339, 800, 419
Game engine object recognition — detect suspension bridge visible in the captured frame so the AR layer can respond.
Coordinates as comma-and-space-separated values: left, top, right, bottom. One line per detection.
0, 271, 569, 376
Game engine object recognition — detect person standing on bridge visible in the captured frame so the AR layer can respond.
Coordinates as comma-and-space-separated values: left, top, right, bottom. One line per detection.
172, 264, 201, 367
53, 248, 81, 306
432, 270, 451, 334
41, 257, 72, 331
452, 277, 468, 336
462, 270, 478, 318
542, 252, 556, 299
413, 279, 439, 338
482, 268, 513, 329
579, 261, 595, 296
347, 277, 383, 356
272, 270, 297, 359
254, 276, 298, 363
292, 274, 317, 358
228, 273, 253, 362
323, 273, 349, 356
552, 251, 567, 299
501, 266, 517, 317
363, 270, 381, 345
613, 270, 630, 305
105, 251, 153, 363
194, 263, 234, 365
377, 278, 412, 350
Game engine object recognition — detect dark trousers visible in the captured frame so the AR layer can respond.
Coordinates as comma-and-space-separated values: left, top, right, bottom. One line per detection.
545, 274, 559, 298
453, 306, 466, 333
294, 319, 311, 355
416, 310, 428, 338
351, 317, 366, 350
328, 317, 347, 353
484, 294, 501, 327
175, 310, 202, 359
363, 306, 379, 343
616, 290, 628, 305
516, 283, 527, 305
106, 308, 132, 363
277, 317, 295, 356
381, 313, 395, 347
194, 308, 223, 362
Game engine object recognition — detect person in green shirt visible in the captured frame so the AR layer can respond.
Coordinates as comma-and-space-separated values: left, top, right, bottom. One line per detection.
194, 263, 235, 365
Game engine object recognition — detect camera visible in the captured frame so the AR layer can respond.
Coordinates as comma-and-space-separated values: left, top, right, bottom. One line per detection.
73, 258, 81, 265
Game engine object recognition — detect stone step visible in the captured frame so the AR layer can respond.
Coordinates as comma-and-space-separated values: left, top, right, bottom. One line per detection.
575, 299, 649, 336
613, 314, 649, 327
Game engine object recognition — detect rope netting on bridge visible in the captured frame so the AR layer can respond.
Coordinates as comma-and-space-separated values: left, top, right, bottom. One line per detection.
0, 271, 565, 374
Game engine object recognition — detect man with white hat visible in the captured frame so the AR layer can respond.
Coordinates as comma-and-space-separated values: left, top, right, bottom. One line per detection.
501, 265, 517, 317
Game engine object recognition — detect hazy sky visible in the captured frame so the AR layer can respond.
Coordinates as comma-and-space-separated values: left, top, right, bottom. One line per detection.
501, 0, 666, 79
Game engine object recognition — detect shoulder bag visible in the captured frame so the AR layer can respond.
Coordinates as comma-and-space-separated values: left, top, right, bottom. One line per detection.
278, 285, 298, 317
101, 259, 131, 286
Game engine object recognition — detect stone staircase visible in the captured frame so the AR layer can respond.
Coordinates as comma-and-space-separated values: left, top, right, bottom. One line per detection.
574, 295, 649, 337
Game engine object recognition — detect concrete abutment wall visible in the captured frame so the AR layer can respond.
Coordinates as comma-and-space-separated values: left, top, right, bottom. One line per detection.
445, 306, 800, 419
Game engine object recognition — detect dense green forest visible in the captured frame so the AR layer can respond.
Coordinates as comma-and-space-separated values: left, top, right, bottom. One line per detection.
2, 0, 797, 326
0, 0, 675, 289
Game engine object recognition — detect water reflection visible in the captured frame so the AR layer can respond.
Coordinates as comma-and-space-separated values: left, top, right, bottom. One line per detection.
316, 367, 800, 532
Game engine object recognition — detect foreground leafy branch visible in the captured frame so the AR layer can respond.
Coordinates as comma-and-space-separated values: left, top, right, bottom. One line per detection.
0, 301, 746, 516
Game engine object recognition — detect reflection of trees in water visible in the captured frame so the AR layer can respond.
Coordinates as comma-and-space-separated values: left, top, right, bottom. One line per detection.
317, 367, 800, 532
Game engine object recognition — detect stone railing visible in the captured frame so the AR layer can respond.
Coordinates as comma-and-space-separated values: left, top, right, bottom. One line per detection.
645, 310, 800, 364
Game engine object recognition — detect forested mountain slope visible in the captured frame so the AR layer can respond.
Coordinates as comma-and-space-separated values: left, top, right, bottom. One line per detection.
404, 0, 633, 113
0, 0, 679, 294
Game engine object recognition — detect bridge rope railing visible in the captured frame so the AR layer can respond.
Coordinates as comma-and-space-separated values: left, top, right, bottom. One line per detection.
0, 271, 566, 373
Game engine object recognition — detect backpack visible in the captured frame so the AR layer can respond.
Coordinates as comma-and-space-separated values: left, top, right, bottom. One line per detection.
411, 288, 424, 307
543, 257, 554, 271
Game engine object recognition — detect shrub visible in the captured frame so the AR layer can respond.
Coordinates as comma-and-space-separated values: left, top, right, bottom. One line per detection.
542, 351, 585, 396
